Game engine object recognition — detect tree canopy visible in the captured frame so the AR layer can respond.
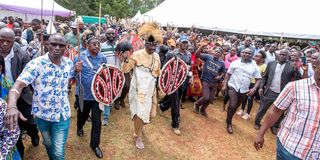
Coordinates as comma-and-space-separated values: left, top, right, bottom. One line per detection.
56, 0, 165, 18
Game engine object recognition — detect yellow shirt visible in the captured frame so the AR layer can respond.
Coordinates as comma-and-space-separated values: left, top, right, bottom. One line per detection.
122, 49, 161, 77
251, 62, 266, 83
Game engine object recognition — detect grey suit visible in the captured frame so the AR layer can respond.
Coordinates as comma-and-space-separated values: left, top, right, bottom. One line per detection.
11, 46, 33, 104
11, 46, 39, 157
254, 61, 301, 128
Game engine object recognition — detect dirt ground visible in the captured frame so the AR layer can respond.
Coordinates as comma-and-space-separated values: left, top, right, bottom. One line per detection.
23, 92, 277, 160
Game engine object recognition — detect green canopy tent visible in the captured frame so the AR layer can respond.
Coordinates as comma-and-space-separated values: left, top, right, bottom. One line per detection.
81, 16, 106, 24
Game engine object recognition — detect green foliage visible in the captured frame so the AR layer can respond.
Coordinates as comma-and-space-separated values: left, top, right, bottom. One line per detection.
55, 0, 165, 18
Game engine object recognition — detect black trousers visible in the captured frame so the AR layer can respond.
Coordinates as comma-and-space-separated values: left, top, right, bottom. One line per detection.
226, 87, 246, 125
254, 89, 284, 128
77, 99, 101, 148
16, 97, 39, 159
159, 87, 183, 128
241, 83, 260, 114
195, 82, 218, 111
115, 73, 131, 103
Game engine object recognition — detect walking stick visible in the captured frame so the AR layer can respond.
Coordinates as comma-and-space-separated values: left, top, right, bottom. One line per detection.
77, 19, 85, 112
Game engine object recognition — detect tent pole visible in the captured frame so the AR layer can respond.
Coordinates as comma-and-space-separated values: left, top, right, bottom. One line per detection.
50, 1, 55, 34
99, 3, 101, 34
40, 0, 44, 56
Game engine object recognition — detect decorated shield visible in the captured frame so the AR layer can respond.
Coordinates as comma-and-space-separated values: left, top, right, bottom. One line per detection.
158, 56, 188, 95
91, 64, 125, 105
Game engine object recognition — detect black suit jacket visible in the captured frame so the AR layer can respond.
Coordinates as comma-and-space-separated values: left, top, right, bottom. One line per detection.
260, 61, 301, 94
11, 46, 33, 105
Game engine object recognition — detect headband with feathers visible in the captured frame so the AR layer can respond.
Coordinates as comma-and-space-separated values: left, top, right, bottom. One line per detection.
138, 22, 163, 44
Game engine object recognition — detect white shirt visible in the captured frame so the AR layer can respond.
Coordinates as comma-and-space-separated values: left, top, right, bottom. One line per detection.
265, 51, 276, 65
227, 59, 261, 93
4, 48, 14, 82
269, 63, 286, 93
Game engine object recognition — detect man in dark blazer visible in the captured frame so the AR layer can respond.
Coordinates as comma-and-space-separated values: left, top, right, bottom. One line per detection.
254, 49, 301, 134
0, 28, 39, 158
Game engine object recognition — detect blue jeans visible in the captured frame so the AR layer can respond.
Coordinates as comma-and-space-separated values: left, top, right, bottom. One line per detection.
277, 138, 301, 160
103, 105, 111, 120
35, 117, 70, 160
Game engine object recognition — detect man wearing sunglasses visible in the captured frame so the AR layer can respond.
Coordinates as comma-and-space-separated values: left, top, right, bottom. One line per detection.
5, 33, 81, 160
100, 28, 118, 126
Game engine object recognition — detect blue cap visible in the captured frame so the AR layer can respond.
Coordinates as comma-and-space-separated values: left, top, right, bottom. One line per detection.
179, 36, 189, 43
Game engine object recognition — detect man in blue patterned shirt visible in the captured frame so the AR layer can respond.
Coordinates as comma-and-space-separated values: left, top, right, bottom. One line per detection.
5, 33, 82, 160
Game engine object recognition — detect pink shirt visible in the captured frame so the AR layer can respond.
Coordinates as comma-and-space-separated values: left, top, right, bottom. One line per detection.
224, 53, 238, 69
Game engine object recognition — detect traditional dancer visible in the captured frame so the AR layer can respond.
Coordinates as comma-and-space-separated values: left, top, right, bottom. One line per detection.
121, 22, 161, 149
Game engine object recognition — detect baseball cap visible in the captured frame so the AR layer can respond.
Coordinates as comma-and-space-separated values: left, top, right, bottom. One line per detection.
70, 22, 77, 29
178, 36, 189, 43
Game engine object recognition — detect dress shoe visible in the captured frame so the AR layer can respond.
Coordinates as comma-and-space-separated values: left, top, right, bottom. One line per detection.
91, 147, 103, 158
270, 127, 278, 135
227, 124, 233, 134
200, 110, 208, 118
77, 128, 84, 137
31, 135, 40, 146
114, 101, 120, 110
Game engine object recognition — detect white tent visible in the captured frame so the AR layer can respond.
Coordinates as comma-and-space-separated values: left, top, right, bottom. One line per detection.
143, 0, 320, 40
0, 0, 75, 22
131, 11, 143, 22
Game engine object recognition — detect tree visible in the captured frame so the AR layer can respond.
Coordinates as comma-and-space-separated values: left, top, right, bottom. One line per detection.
56, 0, 164, 18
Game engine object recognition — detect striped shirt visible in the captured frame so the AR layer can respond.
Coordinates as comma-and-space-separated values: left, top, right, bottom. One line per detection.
274, 76, 320, 159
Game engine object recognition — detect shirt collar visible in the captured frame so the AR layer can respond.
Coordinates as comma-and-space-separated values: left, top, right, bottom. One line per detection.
44, 53, 66, 65
4, 48, 14, 61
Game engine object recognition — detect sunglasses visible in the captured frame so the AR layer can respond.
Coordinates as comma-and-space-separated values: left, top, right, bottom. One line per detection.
106, 33, 115, 35
50, 43, 66, 48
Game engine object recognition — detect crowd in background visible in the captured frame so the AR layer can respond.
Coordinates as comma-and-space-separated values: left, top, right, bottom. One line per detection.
0, 15, 319, 160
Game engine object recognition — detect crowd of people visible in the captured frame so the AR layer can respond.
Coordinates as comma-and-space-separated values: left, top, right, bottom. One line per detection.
0, 15, 319, 160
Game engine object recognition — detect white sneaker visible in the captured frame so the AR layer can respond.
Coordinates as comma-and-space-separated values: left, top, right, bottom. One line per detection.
236, 109, 244, 116
173, 128, 181, 136
242, 113, 250, 120
102, 119, 108, 126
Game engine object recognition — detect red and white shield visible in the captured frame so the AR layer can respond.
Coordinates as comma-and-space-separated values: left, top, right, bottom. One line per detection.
158, 57, 188, 95
91, 64, 125, 105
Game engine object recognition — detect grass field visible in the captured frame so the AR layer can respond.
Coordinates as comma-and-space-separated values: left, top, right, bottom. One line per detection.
23, 92, 277, 160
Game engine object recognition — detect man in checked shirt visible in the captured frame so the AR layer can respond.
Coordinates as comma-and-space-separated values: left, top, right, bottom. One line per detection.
254, 55, 320, 159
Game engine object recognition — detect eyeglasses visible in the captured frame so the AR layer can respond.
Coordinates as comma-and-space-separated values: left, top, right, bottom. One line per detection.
106, 33, 115, 35
50, 43, 66, 48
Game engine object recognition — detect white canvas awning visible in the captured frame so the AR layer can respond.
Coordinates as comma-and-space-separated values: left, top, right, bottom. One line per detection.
144, 0, 320, 40
0, 0, 75, 22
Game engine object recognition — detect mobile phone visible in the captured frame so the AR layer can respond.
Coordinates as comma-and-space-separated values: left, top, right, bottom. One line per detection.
301, 56, 307, 65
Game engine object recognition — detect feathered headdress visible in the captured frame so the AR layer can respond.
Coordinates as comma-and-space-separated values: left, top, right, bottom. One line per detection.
138, 22, 163, 44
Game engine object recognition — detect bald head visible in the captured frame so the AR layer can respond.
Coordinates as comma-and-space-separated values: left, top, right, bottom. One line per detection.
278, 49, 289, 64
0, 27, 15, 39
0, 28, 15, 55
48, 33, 66, 44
